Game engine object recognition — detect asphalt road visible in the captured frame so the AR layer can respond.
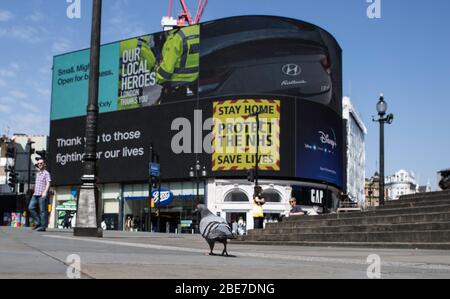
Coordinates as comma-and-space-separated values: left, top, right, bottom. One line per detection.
1, 227, 450, 279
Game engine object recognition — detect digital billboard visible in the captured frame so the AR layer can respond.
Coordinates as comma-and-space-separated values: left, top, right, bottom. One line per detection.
49, 16, 343, 188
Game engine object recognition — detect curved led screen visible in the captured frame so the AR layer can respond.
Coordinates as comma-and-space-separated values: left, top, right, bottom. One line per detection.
49, 16, 343, 189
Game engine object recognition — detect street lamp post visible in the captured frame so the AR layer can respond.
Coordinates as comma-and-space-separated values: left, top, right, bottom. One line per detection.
373, 94, 394, 206
189, 161, 207, 231
248, 110, 262, 189
74, 0, 103, 237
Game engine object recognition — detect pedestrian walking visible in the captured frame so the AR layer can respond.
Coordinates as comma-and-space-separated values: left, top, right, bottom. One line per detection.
28, 159, 51, 232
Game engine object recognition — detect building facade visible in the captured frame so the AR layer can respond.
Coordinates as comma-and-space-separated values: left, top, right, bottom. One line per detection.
385, 170, 418, 201
50, 179, 338, 232
0, 135, 14, 193
343, 97, 367, 206
364, 172, 381, 208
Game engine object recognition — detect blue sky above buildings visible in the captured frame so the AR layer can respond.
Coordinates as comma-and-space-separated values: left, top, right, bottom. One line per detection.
0, 0, 449, 188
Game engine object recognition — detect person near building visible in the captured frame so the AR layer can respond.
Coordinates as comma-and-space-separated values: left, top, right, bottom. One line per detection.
133, 216, 140, 232
237, 217, 246, 236
288, 197, 305, 217
155, 25, 200, 104
28, 159, 51, 232
280, 197, 305, 221
252, 186, 265, 229
101, 220, 107, 231
71, 213, 77, 228
125, 215, 132, 232
231, 218, 238, 236
63, 211, 71, 229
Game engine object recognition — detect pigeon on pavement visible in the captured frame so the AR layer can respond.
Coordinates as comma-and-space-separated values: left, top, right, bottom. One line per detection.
196, 204, 236, 256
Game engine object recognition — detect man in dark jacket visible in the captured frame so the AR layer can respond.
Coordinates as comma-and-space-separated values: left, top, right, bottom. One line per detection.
289, 197, 305, 217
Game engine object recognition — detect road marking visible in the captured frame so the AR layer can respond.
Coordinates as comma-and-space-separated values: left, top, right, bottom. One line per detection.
43, 234, 450, 272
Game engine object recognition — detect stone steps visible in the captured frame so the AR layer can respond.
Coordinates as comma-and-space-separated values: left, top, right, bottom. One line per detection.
233, 240, 450, 250
387, 190, 450, 204
282, 204, 450, 223
237, 191, 450, 249
267, 212, 450, 229
252, 222, 450, 235
244, 230, 450, 243
374, 199, 450, 210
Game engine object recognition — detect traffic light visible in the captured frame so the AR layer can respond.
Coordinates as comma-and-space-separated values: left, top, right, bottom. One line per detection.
35, 150, 47, 162
150, 176, 158, 189
247, 169, 255, 182
8, 168, 18, 190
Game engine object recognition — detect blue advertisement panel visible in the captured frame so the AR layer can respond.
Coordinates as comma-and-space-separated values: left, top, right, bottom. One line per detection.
296, 100, 343, 188
51, 43, 120, 120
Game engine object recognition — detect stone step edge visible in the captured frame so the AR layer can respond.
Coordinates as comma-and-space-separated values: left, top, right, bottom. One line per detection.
255, 221, 450, 234
400, 190, 450, 200
377, 199, 450, 209
277, 211, 450, 227
389, 195, 450, 204
283, 207, 450, 223
231, 240, 450, 250
247, 229, 450, 238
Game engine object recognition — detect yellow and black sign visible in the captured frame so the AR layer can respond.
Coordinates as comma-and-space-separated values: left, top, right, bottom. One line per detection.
212, 99, 280, 171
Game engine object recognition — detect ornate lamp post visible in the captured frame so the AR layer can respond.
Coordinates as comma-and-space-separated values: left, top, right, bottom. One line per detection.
373, 94, 394, 206
74, 0, 103, 237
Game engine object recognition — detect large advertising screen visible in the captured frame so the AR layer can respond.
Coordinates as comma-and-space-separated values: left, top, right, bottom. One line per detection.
49, 16, 343, 188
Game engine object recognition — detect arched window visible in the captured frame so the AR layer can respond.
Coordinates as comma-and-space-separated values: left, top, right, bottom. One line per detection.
262, 190, 282, 203
224, 190, 249, 202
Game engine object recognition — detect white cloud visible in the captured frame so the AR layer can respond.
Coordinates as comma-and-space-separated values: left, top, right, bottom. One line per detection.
0, 96, 14, 105
0, 69, 16, 77
6, 113, 49, 136
40, 66, 52, 75
8, 90, 28, 99
0, 63, 19, 81
10, 62, 19, 70
39, 56, 54, 75
19, 102, 40, 113
0, 88, 50, 135
28, 11, 44, 22
37, 88, 51, 97
52, 38, 72, 54
0, 104, 12, 114
0, 25, 44, 43
108, 0, 146, 38
0, 10, 14, 22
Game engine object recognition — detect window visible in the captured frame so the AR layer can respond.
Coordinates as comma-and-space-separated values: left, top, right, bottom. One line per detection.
262, 190, 282, 203
224, 190, 249, 202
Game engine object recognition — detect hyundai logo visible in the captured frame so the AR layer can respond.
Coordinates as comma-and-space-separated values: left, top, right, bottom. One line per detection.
282, 64, 302, 76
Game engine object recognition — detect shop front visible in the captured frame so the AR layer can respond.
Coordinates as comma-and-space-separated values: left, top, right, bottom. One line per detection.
120, 181, 205, 233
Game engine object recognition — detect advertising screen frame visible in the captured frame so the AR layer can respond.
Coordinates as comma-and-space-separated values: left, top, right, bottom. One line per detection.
49, 15, 344, 189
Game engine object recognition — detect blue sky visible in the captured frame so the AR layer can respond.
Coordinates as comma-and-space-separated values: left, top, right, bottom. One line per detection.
0, 0, 449, 188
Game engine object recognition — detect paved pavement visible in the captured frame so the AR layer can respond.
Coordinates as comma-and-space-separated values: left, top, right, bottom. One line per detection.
1, 227, 450, 279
